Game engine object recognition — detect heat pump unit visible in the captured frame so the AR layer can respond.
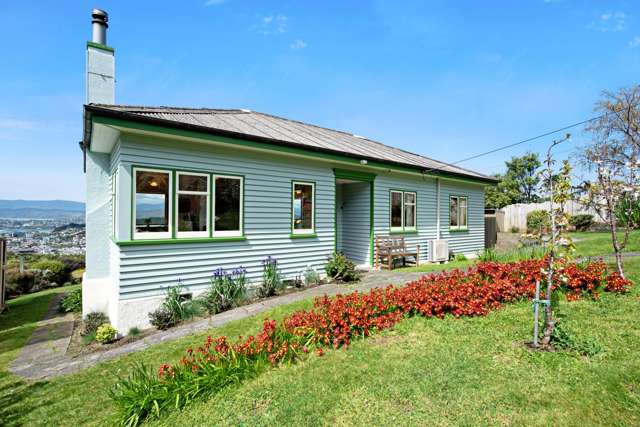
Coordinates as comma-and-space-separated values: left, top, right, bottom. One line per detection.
428, 239, 449, 262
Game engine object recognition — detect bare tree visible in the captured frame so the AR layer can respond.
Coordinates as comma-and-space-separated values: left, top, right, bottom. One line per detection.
578, 85, 640, 278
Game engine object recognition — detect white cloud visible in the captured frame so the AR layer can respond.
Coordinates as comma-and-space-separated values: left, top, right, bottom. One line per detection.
204, 0, 225, 5
630, 36, 640, 48
290, 39, 307, 51
0, 118, 34, 130
254, 14, 288, 35
589, 11, 627, 32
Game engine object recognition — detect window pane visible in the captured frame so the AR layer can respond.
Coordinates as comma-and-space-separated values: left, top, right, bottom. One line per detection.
294, 184, 313, 230
179, 174, 207, 192
450, 197, 458, 227
135, 171, 169, 233
404, 192, 416, 204
404, 203, 415, 228
391, 192, 402, 227
460, 198, 468, 227
178, 194, 207, 232
215, 177, 241, 231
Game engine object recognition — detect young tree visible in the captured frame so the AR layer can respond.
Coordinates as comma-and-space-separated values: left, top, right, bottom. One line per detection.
485, 152, 542, 208
578, 85, 640, 278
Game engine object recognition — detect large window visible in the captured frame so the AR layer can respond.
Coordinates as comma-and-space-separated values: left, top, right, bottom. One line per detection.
292, 182, 314, 234
390, 190, 417, 231
177, 172, 209, 237
134, 168, 172, 239
449, 195, 468, 230
213, 175, 243, 236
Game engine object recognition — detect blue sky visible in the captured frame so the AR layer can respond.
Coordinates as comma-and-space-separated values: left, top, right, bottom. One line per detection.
0, 0, 639, 202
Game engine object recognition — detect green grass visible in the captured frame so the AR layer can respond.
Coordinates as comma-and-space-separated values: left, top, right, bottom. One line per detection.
400, 258, 474, 273
570, 230, 640, 257
0, 245, 638, 425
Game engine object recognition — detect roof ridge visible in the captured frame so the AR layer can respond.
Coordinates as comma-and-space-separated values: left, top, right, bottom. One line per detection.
89, 103, 247, 114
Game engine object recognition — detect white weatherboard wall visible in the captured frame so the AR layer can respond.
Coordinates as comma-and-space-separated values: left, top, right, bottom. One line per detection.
337, 182, 370, 266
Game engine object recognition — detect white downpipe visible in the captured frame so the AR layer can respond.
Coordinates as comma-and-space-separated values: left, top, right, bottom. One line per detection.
436, 178, 441, 239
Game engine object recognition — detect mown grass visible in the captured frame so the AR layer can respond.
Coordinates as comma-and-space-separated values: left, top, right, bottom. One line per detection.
570, 230, 640, 257
0, 241, 638, 425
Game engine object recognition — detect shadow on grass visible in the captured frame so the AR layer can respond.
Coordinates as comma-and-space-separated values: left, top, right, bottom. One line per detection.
0, 372, 52, 427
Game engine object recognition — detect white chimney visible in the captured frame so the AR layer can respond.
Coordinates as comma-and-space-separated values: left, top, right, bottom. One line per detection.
86, 9, 114, 104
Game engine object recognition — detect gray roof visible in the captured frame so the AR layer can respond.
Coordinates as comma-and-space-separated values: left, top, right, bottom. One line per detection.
85, 104, 496, 182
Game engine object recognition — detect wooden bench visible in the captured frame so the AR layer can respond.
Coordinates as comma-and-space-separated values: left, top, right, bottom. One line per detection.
374, 235, 420, 270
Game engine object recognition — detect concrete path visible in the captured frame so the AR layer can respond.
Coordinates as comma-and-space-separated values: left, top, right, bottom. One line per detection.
9, 270, 426, 380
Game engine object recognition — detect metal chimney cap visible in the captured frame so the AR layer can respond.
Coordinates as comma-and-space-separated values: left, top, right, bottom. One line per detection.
92, 9, 108, 26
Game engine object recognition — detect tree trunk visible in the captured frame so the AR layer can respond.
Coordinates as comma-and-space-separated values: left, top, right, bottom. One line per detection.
609, 216, 626, 278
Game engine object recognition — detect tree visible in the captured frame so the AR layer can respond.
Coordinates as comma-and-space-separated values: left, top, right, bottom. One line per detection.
485, 152, 542, 208
577, 85, 640, 278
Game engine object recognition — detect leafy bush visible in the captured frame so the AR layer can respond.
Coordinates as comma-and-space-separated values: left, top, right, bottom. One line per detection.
303, 265, 321, 287
95, 324, 118, 344
477, 248, 499, 262
325, 252, 360, 282
128, 327, 141, 337
616, 196, 640, 229
257, 257, 282, 298
526, 210, 550, 233
510, 226, 520, 233
31, 258, 69, 286
551, 321, 603, 356
200, 267, 247, 314
569, 214, 594, 231
148, 307, 176, 330
5, 268, 37, 296
454, 253, 468, 262
148, 285, 200, 330
111, 257, 630, 425
82, 312, 110, 336
59, 288, 82, 313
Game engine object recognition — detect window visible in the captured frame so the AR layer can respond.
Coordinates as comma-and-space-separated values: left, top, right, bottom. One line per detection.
292, 182, 314, 234
134, 168, 172, 239
177, 172, 209, 238
390, 190, 417, 231
213, 175, 243, 236
450, 195, 468, 230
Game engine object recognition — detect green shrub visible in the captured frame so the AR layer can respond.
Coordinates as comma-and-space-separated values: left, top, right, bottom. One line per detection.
59, 288, 82, 313
303, 265, 321, 286
148, 285, 200, 330
257, 256, 282, 298
200, 267, 247, 314
82, 312, 110, 336
325, 252, 360, 282
5, 268, 36, 296
526, 210, 550, 233
454, 253, 468, 262
128, 327, 141, 337
551, 321, 603, 357
477, 248, 499, 262
148, 307, 176, 330
510, 226, 520, 233
31, 258, 69, 285
569, 214, 594, 231
95, 324, 118, 344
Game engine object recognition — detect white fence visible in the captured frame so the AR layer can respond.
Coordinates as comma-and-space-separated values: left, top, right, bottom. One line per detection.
497, 201, 600, 232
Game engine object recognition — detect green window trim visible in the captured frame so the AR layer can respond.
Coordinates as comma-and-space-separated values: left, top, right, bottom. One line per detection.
449, 195, 469, 231
389, 189, 417, 232
130, 164, 245, 242
291, 180, 316, 235
113, 236, 247, 247
289, 233, 318, 239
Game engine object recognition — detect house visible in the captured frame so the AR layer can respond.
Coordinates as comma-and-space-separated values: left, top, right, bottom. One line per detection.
82, 10, 497, 332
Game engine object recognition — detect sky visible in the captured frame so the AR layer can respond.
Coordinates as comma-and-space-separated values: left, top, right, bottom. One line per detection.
0, 0, 639, 202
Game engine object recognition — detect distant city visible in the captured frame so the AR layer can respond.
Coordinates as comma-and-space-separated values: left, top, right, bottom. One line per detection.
0, 200, 86, 255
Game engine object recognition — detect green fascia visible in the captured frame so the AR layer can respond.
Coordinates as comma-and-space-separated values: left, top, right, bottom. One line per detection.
90, 115, 495, 185
86, 41, 115, 53
289, 233, 318, 239
333, 168, 376, 182
389, 230, 419, 235
115, 236, 247, 246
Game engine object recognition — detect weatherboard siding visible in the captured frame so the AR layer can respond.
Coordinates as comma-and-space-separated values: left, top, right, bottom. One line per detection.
439, 180, 485, 257
115, 135, 334, 299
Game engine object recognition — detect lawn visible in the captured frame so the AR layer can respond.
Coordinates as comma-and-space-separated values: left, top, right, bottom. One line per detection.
0, 237, 638, 426
570, 230, 640, 257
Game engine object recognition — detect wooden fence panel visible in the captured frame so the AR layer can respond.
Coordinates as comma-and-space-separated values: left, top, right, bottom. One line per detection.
484, 215, 497, 249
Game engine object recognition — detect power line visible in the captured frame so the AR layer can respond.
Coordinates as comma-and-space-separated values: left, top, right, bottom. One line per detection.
425, 102, 637, 175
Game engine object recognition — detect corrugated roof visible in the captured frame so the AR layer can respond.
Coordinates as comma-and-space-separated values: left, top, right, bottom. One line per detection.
86, 104, 496, 182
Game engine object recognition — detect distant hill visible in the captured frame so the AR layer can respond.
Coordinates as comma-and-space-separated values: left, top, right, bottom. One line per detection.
0, 199, 85, 219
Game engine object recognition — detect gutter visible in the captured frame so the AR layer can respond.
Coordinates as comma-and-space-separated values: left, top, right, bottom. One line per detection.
83, 105, 499, 184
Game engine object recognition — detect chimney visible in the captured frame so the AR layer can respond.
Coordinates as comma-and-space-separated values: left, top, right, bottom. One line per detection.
86, 8, 115, 104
